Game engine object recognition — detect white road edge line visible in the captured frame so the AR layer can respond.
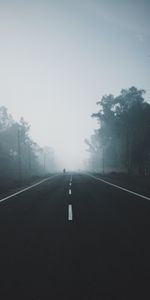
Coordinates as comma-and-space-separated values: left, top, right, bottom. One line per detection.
85, 173, 150, 201
69, 189, 72, 195
68, 204, 73, 221
0, 174, 59, 203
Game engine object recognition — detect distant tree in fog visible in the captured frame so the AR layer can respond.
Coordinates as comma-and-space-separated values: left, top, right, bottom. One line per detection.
0, 106, 57, 184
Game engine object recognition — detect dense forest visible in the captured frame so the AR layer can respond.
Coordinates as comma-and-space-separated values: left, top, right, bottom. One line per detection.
0, 106, 56, 189
85, 87, 150, 176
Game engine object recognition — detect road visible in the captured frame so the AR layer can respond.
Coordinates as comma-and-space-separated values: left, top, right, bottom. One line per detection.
0, 173, 150, 299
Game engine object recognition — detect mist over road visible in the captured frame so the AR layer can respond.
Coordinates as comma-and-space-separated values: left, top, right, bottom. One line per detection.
0, 173, 149, 299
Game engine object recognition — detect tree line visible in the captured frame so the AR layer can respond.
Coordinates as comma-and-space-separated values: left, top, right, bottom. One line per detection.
0, 106, 56, 185
85, 87, 150, 176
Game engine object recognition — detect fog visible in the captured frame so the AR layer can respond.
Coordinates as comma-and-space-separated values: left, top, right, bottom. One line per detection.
0, 0, 149, 170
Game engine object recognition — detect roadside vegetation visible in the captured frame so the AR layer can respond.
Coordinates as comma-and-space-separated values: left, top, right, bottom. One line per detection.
0, 106, 57, 193
86, 86, 150, 177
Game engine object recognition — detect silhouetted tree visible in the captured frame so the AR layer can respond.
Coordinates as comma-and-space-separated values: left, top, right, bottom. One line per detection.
87, 87, 150, 175
0, 106, 57, 188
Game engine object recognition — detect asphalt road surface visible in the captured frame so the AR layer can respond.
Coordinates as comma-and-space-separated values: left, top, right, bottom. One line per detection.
0, 173, 150, 299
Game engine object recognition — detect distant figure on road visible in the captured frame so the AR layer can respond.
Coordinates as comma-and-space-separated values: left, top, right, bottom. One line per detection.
63, 168, 66, 174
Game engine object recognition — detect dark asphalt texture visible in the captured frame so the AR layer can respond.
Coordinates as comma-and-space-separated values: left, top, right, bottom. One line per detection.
0, 173, 150, 299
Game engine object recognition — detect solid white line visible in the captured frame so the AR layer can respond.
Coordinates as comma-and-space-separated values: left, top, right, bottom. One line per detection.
68, 204, 73, 221
69, 189, 72, 195
85, 173, 150, 201
0, 174, 59, 203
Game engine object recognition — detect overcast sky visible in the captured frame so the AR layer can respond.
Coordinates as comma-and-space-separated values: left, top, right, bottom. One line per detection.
0, 0, 150, 169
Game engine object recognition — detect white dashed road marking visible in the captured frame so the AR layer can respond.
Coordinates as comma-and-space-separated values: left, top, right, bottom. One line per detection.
69, 189, 72, 195
68, 204, 73, 221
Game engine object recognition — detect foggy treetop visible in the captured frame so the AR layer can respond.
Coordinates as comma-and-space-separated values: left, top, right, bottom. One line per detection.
0, 106, 56, 185
86, 86, 150, 176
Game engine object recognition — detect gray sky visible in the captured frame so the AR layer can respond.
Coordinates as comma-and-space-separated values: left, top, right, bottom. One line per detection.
0, 0, 150, 169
